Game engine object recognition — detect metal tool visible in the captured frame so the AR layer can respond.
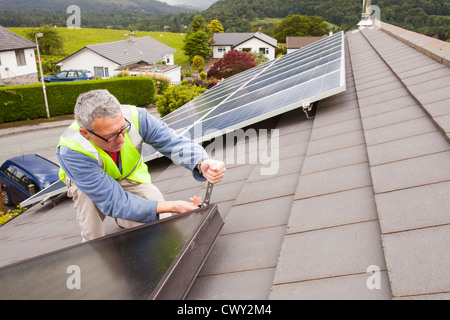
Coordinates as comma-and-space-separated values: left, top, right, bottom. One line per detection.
198, 182, 214, 208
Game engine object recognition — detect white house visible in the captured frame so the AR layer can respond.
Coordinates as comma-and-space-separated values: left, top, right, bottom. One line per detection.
0, 26, 38, 86
56, 35, 181, 84
212, 31, 278, 60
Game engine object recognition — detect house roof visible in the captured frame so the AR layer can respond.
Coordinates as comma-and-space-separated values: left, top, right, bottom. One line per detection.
286, 35, 328, 49
0, 26, 36, 52
213, 32, 278, 48
0, 22, 449, 300
57, 36, 176, 67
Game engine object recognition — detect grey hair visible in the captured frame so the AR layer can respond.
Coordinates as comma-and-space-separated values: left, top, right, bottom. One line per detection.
74, 89, 122, 130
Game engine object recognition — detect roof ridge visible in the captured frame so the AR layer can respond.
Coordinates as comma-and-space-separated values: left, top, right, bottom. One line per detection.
379, 21, 450, 68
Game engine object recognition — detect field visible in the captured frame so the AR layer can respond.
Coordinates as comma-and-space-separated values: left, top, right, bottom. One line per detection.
9, 27, 190, 66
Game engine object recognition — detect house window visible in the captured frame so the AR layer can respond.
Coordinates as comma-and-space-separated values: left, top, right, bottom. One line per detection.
15, 50, 26, 66
241, 48, 251, 53
259, 48, 269, 55
218, 47, 227, 53
94, 67, 109, 78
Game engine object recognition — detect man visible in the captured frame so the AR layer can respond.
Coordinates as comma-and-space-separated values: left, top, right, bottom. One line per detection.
56, 89, 225, 241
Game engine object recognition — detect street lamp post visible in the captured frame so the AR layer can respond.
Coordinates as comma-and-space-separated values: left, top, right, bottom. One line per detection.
35, 33, 50, 119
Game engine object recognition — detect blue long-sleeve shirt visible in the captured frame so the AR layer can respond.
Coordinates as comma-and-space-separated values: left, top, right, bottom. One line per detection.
56, 107, 207, 223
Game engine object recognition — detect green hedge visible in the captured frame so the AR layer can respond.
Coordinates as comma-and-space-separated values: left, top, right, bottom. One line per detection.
0, 77, 155, 124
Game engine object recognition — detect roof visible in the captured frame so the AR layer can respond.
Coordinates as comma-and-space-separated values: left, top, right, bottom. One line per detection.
213, 32, 278, 48
286, 35, 328, 49
57, 36, 176, 67
0, 22, 449, 300
0, 26, 36, 52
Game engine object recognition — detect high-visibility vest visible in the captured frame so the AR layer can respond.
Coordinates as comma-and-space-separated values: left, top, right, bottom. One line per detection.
57, 105, 151, 184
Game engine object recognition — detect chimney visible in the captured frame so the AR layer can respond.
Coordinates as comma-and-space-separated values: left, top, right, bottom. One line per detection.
129, 30, 135, 43
358, 0, 373, 28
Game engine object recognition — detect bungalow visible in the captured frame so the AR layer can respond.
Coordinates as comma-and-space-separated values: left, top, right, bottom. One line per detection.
0, 26, 38, 86
56, 34, 180, 83
212, 31, 278, 60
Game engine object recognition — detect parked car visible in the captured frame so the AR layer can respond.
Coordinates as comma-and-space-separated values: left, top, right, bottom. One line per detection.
44, 70, 95, 82
0, 154, 60, 207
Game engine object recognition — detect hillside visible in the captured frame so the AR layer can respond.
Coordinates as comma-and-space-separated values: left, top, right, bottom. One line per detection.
0, 0, 196, 12
203, 0, 450, 35
0, 0, 448, 39
0, 0, 198, 29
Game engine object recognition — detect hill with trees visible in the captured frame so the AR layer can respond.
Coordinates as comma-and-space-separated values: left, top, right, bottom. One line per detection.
202, 0, 449, 38
0, 0, 448, 40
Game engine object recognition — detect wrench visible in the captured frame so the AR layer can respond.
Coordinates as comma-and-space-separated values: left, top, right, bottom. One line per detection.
198, 182, 214, 208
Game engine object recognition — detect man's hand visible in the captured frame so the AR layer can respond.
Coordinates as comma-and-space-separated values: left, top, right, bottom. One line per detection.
199, 159, 226, 184
156, 196, 202, 215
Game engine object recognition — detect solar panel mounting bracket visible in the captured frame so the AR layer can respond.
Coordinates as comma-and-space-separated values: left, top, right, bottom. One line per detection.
301, 100, 315, 120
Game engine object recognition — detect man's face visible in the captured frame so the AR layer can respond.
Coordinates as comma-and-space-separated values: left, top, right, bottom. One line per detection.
80, 113, 128, 153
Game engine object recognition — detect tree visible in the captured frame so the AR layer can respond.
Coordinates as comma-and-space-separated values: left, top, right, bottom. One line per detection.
182, 31, 211, 61
25, 24, 64, 56
187, 14, 210, 36
208, 19, 224, 35
207, 50, 257, 79
272, 15, 330, 43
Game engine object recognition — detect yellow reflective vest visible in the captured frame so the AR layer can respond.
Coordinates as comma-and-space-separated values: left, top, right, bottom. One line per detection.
57, 105, 151, 184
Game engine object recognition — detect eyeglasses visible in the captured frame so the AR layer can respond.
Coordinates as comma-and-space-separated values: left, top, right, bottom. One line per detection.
87, 119, 131, 143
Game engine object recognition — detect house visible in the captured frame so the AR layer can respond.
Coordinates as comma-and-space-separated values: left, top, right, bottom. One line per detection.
0, 26, 38, 86
212, 31, 278, 60
0, 21, 449, 300
56, 35, 180, 83
286, 35, 328, 54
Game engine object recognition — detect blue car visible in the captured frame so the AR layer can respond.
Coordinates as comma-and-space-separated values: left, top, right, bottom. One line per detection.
0, 154, 60, 207
44, 70, 95, 82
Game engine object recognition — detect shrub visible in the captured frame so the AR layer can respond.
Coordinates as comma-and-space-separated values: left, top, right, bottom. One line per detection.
156, 83, 206, 117
0, 77, 155, 124
193, 55, 205, 72
207, 50, 256, 79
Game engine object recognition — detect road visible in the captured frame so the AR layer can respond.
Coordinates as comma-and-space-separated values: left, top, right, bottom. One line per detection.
0, 126, 67, 165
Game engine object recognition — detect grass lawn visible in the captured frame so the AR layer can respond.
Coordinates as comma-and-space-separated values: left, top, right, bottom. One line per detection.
9, 27, 190, 66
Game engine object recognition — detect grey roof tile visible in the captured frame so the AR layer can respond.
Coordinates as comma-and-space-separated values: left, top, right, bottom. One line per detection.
198, 226, 286, 276
188, 268, 276, 300
370, 151, 450, 194
382, 226, 450, 297
273, 221, 387, 285
270, 271, 391, 300
287, 186, 378, 234
375, 181, 450, 234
